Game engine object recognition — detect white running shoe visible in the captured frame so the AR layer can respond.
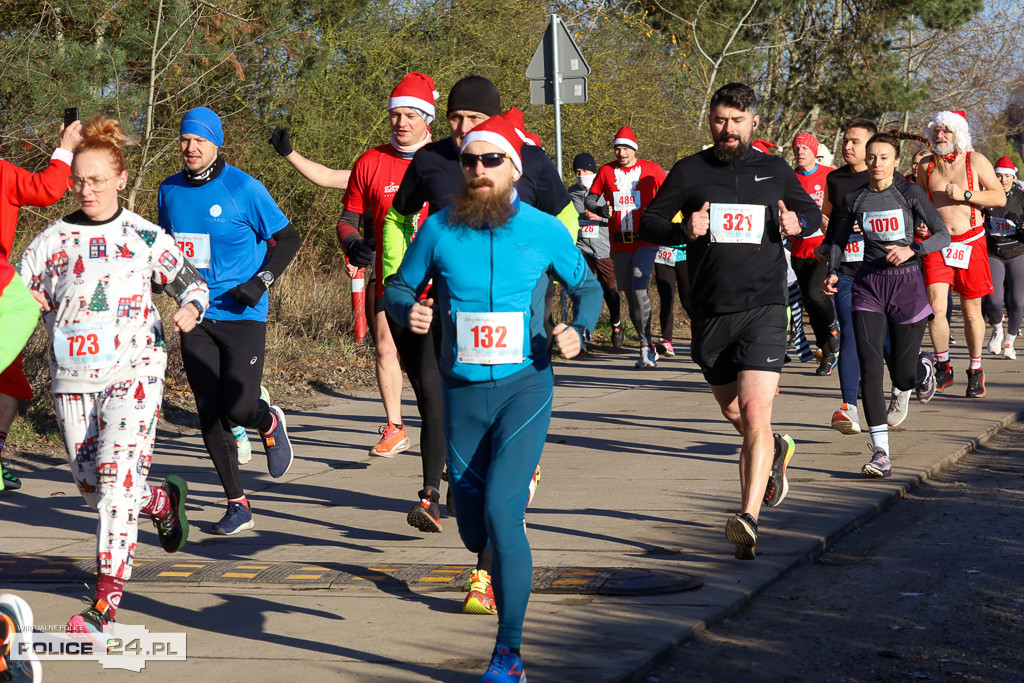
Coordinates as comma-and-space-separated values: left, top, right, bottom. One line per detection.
830, 403, 861, 434
886, 388, 911, 428
635, 346, 658, 369
1004, 343, 1017, 360
988, 327, 1004, 355
233, 426, 253, 465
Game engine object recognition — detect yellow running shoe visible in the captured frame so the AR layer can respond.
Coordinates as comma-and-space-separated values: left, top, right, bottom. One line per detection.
462, 569, 497, 615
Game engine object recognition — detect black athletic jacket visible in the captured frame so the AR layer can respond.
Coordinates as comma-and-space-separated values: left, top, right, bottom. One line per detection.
640, 147, 822, 317
984, 184, 1024, 260
391, 137, 571, 218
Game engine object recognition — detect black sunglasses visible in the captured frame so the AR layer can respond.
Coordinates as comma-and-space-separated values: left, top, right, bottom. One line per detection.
459, 152, 510, 169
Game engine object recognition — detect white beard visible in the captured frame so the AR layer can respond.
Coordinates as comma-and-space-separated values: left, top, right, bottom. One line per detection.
934, 141, 956, 157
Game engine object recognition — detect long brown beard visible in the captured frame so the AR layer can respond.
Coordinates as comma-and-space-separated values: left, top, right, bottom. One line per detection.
448, 177, 515, 229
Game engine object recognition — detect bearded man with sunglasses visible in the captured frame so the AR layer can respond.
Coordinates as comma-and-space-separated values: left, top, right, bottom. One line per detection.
0, 118, 82, 491
380, 75, 575, 616
385, 114, 601, 683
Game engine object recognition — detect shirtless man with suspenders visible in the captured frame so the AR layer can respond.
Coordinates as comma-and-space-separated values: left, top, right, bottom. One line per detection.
914, 110, 1005, 398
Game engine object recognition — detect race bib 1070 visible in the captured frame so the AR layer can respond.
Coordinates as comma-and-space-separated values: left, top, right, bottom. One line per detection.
456, 311, 526, 365
709, 203, 766, 244
862, 209, 905, 243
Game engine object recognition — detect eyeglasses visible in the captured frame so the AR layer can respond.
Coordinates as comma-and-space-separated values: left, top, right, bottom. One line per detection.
459, 152, 510, 169
68, 175, 119, 191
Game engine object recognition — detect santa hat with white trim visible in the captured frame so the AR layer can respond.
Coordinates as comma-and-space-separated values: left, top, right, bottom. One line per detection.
994, 156, 1018, 176
503, 108, 537, 146
461, 114, 523, 174
926, 110, 972, 153
388, 72, 439, 124
613, 126, 638, 151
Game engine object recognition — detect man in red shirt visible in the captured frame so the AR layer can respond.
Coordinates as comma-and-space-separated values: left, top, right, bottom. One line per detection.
790, 131, 839, 375
585, 126, 666, 367
0, 120, 82, 491
271, 74, 434, 456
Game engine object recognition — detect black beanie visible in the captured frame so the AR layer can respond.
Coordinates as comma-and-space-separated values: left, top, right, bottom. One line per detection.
572, 153, 597, 173
447, 76, 501, 116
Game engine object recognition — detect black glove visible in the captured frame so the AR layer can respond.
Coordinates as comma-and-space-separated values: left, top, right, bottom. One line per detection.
601, 203, 612, 219
227, 276, 267, 308
270, 127, 293, 157
347, 238, 374, 268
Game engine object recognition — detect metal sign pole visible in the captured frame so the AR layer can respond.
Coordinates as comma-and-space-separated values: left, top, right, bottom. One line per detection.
551, 13, 563, 179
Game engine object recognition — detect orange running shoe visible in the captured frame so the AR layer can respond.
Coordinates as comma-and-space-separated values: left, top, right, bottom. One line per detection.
369, 422, 410, 457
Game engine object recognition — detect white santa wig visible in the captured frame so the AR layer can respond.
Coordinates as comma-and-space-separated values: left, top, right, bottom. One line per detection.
926, 111, 972, 154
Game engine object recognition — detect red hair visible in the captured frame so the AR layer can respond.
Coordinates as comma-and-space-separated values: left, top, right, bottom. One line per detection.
74, 115, 138, 174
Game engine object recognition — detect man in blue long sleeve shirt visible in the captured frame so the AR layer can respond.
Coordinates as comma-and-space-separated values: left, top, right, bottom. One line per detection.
385, 115, 600, 683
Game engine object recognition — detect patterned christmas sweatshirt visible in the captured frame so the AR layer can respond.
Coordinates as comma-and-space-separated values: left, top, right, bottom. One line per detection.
17, 207, 208, 394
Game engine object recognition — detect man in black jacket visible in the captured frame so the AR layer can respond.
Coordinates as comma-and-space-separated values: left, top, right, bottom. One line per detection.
640, 83, 821, 560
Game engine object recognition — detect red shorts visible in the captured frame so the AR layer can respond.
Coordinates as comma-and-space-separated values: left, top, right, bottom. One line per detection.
922, 226, 993, 300
0, 352, 33, 400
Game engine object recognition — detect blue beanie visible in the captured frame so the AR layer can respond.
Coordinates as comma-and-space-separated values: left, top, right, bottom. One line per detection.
180, 107, 224, 147
572, 152, 597, 173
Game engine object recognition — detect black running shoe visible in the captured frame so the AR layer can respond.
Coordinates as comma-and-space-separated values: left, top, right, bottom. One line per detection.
611, 324, 625, 349
725, 513, 758, 560
815, 351, 837, 375
965, 368, 985, 398
934, 361, 954, 391
764, 434, 795, 508
407, 486, 442, 533
152, 475, 189, 553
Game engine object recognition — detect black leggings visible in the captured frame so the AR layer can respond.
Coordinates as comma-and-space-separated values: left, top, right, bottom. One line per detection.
387, 312, 446, 492
853, 311, 927, 428
791, 256, 836, 349
654, 261, 692, 341
180, 318, 274, 500
387, 311, 492, 573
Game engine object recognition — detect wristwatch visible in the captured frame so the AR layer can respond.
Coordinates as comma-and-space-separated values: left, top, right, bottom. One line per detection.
963, 190, 973, 202
190, 300, 204, 316
257, 270, 275, 287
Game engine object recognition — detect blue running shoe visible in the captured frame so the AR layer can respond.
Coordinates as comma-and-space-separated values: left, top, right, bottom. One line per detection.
479, 644, 526, 682
211, 501, 255, 535
259, 405, 293, 478
1, 593, 40, 682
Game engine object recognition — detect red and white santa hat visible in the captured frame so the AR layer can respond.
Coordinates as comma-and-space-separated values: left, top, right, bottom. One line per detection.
751, 139, 781, 155
927, 110, 972, 152
994, 156, 1018, 176
613, 126, 638, 151
461, 114, 524, 174
525, 131, 543, 148
388, 72, 439, 124
503, 108, 537, 146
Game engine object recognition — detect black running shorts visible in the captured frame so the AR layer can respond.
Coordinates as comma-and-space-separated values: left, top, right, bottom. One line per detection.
690, 304, 787, 386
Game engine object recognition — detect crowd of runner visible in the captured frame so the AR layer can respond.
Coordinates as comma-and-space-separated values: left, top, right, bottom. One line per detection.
1, 73, 1022, 683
